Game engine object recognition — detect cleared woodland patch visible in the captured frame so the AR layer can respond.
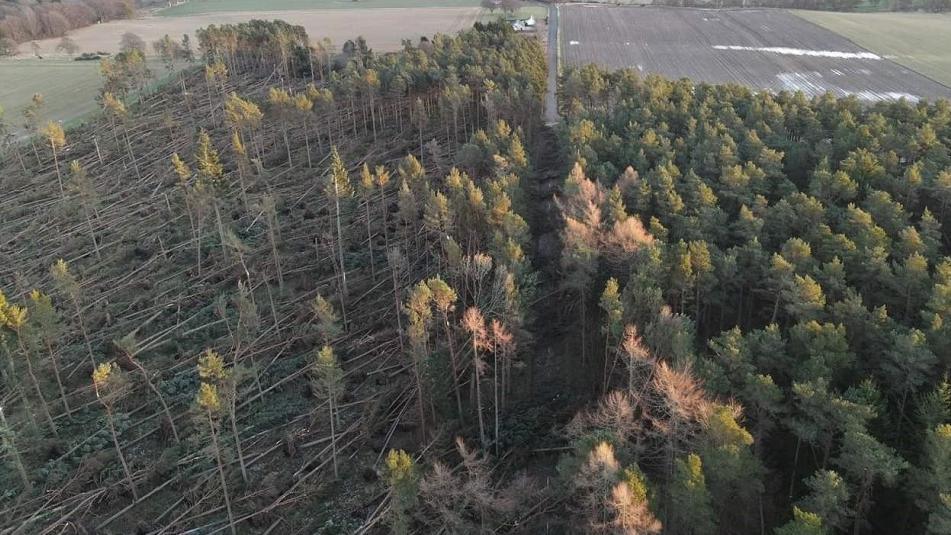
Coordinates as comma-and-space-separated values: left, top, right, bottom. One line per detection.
560, 5, 951, 102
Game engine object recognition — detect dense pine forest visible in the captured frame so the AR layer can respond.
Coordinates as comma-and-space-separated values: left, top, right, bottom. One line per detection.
558, 66, 951, 534
0, 16, 949, 535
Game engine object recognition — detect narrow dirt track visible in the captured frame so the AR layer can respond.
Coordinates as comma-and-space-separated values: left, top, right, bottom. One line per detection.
561, 5, 951, 102
545, 4, 560, 126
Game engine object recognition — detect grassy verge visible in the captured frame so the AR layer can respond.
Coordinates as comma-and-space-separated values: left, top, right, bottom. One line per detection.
793, 10, 951, 88
158, 0, 482, 16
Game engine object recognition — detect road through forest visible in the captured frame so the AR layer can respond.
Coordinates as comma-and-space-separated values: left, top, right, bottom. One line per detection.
545, 4, 560, 125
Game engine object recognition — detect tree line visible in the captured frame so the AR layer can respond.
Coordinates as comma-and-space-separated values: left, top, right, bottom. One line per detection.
0, 0, 134, 52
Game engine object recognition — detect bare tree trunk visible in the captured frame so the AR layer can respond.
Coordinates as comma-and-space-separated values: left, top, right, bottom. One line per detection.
443, 318, 464, 423
229, 340, 251, 483
106, 406, 139, 501
282, 126, 292, 167
267, 218, 283, 290
493, 347, 500, 456
209, 414, 237, 535
303, 125, 312, 168
370, 96, 378, 141
332, 183, 348, 320
412, 353, 427, 439
93, 136, 103, 165
51, 145, 64, 199
72, 298, 96, 369
0, 408, 31, 492
83, 203, 101, 260
472, 340, 487, 449
329, 393, 339, 478
45, 340, 71, 418
195, 207, 204, 277
236, 161, 250, 214
207, 84, 217, 125
30, 139, 40, 164
580, 292, 587, 368
129, 358, 179, 443
123, 129, 141, 180
788, 436, 801, 499
364, 198, 376, 281
853, 482, 871, 535
308, 52, 315, 83
390, 255, 405, 355
315, 121, 324, 153
213, 201, 230, 263
379, 186, 390, 252
19, 338, 58, 438
228, 403, 249, 484
12, 145, 28, 173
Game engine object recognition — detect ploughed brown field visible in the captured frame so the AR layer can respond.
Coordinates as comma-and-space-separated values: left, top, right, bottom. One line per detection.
560, 5, 951, 102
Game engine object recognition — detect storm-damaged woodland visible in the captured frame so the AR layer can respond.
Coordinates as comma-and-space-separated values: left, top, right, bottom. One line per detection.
0, 15, 949, 535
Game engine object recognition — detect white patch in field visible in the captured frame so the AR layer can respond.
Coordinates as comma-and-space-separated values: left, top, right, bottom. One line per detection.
776, 72, 919, 102
569, 40, 580, 45
636, 64, 643, 71
713, 45, 881, 60
859, 68, 872, 75
777, 72, 828, 96
831, 69, 843, 76
853, 91, 919, 102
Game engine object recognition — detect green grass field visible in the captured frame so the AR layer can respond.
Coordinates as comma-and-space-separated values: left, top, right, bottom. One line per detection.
159, 0, 482, 16
0, 59, 179, 133
0, 60, 103, 131
794, 10, 951, 88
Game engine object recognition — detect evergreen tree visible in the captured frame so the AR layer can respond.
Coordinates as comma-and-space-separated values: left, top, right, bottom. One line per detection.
327, 147, 353, 309
915, 424, 951, 531
195, 381, 236, 535
41, 121, 65, 197
797, 470, 851, 532
384, 449, 419, 535
834, 430, 908, 535
668, 453, 716, 535
774, 508, 827, 535
312, 345, 344, 478
92, 362, 138, 500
